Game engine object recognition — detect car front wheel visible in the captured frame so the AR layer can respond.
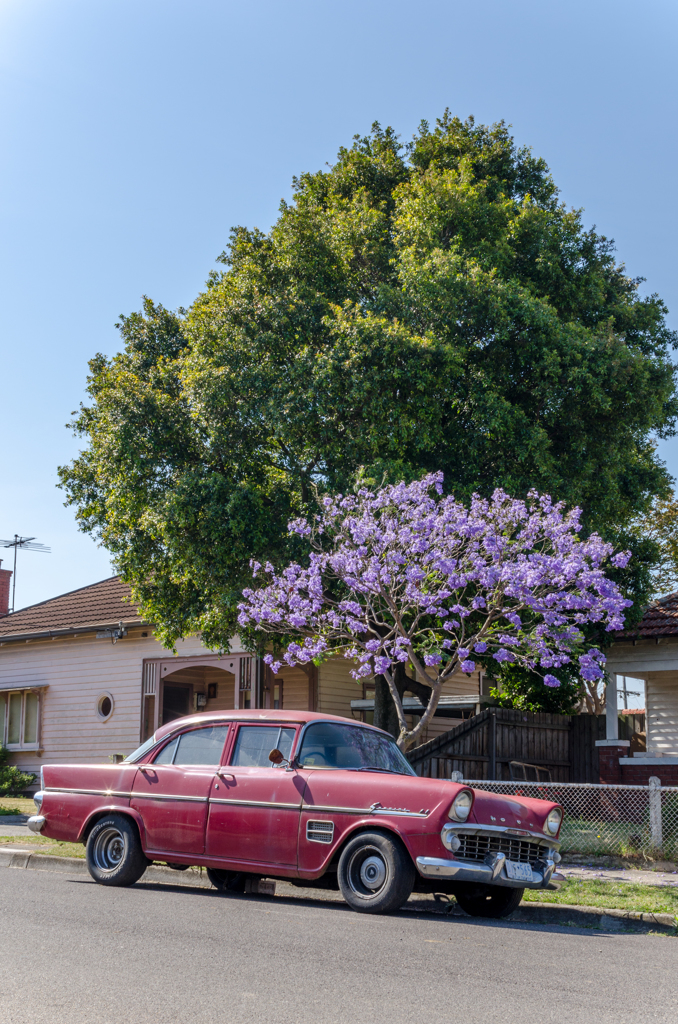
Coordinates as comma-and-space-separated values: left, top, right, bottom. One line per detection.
86, 815, 148, 887
454, 884, 524, 918
337, 831, 415, 914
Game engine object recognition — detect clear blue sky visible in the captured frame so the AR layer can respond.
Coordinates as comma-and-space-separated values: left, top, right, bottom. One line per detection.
1, 0, 677, 612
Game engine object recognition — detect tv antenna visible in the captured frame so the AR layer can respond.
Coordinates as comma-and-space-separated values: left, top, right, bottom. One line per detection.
0, 535, 51, 613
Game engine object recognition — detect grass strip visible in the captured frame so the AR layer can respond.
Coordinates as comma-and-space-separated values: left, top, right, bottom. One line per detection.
523, 878, 678, 916
0, 797, 35, 816
0, 834, 85, 858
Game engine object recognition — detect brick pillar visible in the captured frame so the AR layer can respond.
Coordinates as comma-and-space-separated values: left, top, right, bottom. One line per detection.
595, 739, 630, 784
0, 568, 12, 617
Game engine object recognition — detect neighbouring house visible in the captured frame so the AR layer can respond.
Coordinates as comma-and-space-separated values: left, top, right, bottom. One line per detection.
601, 593, 678, 786
0, 573, 484, 780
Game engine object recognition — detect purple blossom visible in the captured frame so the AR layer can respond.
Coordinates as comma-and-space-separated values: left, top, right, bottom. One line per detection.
237, 471, 631, 742
544, 674, 561, 688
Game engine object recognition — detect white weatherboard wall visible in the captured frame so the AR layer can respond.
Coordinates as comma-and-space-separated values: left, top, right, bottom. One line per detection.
606, 643, 678, 757
0, 631, 243, 774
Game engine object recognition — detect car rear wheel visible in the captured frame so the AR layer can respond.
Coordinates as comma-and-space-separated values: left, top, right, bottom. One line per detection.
206, 868, 249, 893
86, 815, 148, 887
454, 884, 524, 918
337, 831, 415, 914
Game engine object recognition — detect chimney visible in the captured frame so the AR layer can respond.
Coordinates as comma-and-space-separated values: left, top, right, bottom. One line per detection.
0, 562, 12, 617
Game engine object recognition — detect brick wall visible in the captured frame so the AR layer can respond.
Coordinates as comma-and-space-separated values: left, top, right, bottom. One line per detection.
0, 568, 11, 617
599, 744, 678, 785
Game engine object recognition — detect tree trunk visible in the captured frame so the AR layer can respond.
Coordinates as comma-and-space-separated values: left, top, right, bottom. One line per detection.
373, 664, 432, 739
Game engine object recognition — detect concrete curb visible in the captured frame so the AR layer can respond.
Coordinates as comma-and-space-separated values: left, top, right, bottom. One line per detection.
510, 901, 676, 932
1, 849, 675, 931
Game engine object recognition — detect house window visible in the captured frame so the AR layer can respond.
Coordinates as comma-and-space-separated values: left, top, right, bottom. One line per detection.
273, 681, 283, 710
0, 690, 41, 750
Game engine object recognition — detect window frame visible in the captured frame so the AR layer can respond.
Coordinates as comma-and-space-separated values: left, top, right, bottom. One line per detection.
228, 723, 299, 768
150, 724, 230, 767
0, 688, 43, 751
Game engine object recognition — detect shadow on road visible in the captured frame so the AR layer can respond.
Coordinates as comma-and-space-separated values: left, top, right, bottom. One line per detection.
64, 876, 626, 938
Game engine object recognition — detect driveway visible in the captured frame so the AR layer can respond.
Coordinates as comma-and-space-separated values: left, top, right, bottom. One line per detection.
0, 867, 676, 1024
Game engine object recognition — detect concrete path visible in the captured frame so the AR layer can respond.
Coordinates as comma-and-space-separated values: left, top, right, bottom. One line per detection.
560, 864, 678, 887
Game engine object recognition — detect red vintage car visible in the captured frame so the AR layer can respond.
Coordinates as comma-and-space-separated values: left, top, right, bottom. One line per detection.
28, 710, 564, 917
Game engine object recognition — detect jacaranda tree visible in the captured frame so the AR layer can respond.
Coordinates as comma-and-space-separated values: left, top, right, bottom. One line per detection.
238, 474, 631, 749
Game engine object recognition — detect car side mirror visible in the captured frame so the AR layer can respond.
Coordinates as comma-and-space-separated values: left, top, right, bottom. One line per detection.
269, 749, 285, 765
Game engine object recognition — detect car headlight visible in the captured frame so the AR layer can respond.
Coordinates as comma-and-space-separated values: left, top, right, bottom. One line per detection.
448, 790, 473, 822
544, 808, 562, 836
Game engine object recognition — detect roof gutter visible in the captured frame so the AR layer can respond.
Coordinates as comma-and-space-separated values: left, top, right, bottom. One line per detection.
0, 620, 149, 645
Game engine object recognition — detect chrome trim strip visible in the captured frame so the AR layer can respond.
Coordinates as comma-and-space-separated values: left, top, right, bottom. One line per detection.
132, 792, 208, 803
45, 787, 134, 798
302, 803, 428, 818
208, 798, 301, 810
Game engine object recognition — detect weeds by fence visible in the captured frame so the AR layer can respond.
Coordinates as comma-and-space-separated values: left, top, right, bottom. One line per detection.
464, 778, 678, 859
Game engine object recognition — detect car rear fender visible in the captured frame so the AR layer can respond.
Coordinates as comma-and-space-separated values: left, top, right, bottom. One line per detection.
79, 806, 147, 847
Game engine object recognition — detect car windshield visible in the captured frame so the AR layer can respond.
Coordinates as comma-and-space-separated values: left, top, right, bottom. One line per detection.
297, 722, 415, 775
122, 735, 159, 763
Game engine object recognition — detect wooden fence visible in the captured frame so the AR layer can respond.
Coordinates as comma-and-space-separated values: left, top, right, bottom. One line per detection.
407, 707, 617, 783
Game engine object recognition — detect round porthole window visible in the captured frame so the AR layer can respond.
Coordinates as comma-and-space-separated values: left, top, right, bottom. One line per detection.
96, 692, 114, 721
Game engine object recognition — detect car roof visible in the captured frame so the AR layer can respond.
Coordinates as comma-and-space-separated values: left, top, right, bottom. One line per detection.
155, 708, 389, 741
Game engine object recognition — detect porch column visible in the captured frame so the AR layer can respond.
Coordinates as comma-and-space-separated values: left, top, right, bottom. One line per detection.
606, 676, 619, 739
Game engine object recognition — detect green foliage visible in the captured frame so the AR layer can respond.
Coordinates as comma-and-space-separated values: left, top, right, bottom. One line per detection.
489, 663, 582, 714
58, 112, 678, 650
0, 746, 36, 797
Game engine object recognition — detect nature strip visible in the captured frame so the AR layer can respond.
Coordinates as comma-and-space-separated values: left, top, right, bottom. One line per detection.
1, 848, 675, 932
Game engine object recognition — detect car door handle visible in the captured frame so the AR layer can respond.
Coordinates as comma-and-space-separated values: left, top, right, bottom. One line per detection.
139, 765, 156, 773
216, 770, 234, 780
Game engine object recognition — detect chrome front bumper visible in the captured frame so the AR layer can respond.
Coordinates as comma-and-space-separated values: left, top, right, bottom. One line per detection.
416, 852, 564, 890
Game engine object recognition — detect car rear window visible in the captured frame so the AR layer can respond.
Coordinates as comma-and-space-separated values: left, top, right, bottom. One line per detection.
231, 726, 296, 767
152, 726, 229, 766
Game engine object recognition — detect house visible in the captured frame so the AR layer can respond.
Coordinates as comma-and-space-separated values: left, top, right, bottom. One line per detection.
600, 593, 678, 785
0, 571, 483, 779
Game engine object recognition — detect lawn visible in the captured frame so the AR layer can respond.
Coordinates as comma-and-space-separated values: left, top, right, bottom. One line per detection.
0, 797, 36, 816
522, 878, 678, 916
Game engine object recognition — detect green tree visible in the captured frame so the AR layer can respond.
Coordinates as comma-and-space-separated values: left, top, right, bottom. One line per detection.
59, 113, 677, 691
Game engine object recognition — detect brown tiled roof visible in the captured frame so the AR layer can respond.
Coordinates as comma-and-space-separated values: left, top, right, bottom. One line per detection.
0, 576, 144, 639
617, 592, 678, 639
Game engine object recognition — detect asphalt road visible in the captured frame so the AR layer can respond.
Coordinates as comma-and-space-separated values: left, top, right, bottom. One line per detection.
1, 868, 676, 1024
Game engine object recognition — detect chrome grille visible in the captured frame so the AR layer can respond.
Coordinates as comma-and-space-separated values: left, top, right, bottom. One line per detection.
456, 831, 543, 865
306, 820, 334, 844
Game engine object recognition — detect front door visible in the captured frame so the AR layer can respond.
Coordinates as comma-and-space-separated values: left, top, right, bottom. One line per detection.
206, 724, 304, 868
131, 724, 229, 857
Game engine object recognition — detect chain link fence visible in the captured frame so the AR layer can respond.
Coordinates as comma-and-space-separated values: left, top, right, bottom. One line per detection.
463, 778, 678, 859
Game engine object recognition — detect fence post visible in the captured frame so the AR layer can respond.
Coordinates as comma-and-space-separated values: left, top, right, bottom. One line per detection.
649, 776, 663, 850
451, 771, 464, 783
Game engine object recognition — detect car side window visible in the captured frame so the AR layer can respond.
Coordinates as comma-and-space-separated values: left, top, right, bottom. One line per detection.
153, 736, 178, 764
152, 726, 228, 766
231, 726, 296, 767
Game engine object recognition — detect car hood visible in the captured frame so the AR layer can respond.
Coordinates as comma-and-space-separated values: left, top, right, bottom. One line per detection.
470, 788, 562, 836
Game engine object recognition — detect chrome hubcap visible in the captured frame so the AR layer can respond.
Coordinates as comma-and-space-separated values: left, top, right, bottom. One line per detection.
360, 855, 386, 890
91, 826, 126, 872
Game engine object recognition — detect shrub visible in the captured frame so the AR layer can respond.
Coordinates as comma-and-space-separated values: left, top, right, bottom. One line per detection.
0, 745, 36, 797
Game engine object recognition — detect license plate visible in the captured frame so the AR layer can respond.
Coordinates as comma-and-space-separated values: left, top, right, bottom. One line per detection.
505, 860, 533, 881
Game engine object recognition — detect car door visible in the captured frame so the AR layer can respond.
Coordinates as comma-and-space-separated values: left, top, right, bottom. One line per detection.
206, 724, 306, 868
131, 724, 229, 857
